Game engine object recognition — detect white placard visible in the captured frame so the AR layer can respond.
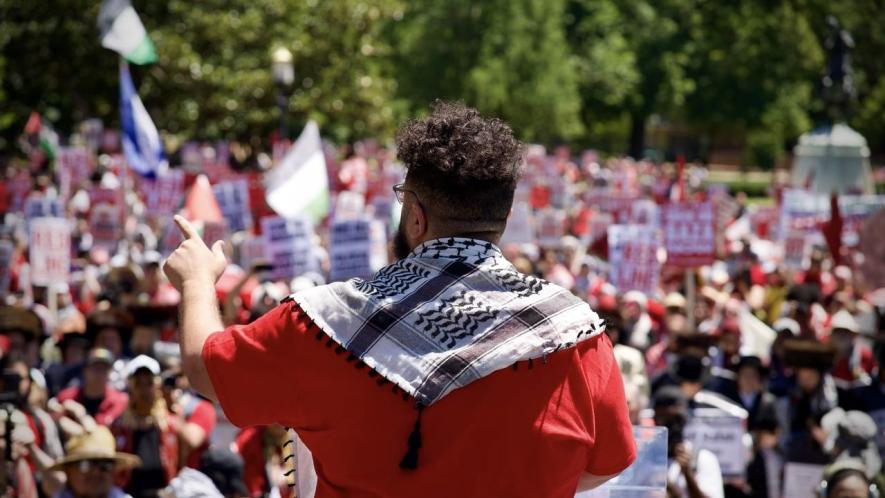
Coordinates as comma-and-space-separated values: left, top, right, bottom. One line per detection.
213, 179, 252, 233
89, 204, 119, 250
782, 462, 825, 498
24, 195, 63, 221
329, 217, 387, 282
500, 202, 534, 245
537, 209, 566, 247
29, 218, 71, 286
261, 216, 317, 281
662, 201, 715, 267
142, 169, 185, 217
607, 225, 662, 295
684, 413, 747, 478
334, 191, 366, 221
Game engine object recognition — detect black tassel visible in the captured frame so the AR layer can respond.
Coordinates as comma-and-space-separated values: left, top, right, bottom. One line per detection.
528, 358, 534, 369
399, 404, 424, 470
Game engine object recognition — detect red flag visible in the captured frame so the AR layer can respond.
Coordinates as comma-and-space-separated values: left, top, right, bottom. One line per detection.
184, 174, 224, 223
821, 192, 843, 265
23, 112, 41, 135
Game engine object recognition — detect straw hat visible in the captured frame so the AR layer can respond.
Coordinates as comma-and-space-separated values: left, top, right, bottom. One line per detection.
48, 426, 141, 471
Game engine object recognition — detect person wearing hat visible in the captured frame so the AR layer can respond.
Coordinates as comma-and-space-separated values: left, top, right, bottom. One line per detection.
57, 348, 128, 427
778, 339, 840, 467
47, 426, 141, 498
653, 386, 724, 498
829, 310, 876, 386
111, 355, 181, 498
820, 408, 881, 479
817, 458, 880, 498
0, 305, 43, 366
768, 318, 802, 396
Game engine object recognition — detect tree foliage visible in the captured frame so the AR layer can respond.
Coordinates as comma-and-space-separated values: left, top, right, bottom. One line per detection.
0, 0, 883, 162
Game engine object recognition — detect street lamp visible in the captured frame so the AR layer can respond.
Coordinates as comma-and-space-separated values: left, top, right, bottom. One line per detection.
271, 47, 294, 139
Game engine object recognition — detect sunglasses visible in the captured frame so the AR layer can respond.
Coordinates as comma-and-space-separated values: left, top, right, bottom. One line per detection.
76, 459, 115, 473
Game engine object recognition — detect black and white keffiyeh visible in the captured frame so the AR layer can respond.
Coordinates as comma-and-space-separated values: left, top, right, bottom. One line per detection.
293, 237, 605, 407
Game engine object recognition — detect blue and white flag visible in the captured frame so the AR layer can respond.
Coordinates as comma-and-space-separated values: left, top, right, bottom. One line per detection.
120, 62, 167, 178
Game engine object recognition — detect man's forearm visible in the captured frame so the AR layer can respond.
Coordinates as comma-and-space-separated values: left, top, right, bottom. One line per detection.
180, 278, 223, 400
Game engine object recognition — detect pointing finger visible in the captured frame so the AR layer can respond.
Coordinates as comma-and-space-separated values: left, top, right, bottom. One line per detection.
174, 215, 200, 241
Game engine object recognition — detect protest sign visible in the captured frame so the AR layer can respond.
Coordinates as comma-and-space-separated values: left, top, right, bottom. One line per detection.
779, 189, 885, 244
782, 462, 825, 498
333, 191, 366, 221
859, 209, 885, 290
0, 241, 13, 296
7, 170, 32, 214
500, 202, 534, 245
586, 189, 637, 223
57, 146, 92, 202
24, 195, 63, 221
782, 231, 809, 270
684, 411, 747, 478
329, 217, 387, 282
202, 221, 228, 247
607, 225, 662, 294
662, 202, 715, 267
29, 218, 71, 286
142, 170, 185, 217
238, 236, 267, 270
160, 220, 183, 257
630, 199, 660, 227
89, 204, 120, 249
261, 216, 318, 281
537, 209, 566, 247
749, 206, 779, 240
213, 179, 253, 233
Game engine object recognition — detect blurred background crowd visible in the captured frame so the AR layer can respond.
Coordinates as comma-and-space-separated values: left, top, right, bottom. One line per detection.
0, 123, 883, 497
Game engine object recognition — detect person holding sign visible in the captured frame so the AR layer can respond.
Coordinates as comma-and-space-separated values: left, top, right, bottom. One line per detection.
163, 103, 635, 498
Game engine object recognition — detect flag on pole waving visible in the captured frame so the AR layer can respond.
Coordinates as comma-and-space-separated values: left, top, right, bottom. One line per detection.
120, 62, 167, 178
265, 121, 330, 223
98, 0, 158, 65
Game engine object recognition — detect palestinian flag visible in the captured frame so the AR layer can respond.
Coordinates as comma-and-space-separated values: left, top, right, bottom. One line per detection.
98, 0, 157, 65
21, 111, 58, 162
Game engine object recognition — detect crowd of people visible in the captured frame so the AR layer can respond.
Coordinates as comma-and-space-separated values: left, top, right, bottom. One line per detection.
0, 117, 883, 498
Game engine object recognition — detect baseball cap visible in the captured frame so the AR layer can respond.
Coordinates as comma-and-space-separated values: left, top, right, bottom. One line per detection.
86, 348, 115, 367
125, 355, 161, 378
830, 310, 860, 334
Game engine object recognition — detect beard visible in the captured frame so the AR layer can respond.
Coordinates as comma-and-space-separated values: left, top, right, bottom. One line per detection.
392, 221, 413, 261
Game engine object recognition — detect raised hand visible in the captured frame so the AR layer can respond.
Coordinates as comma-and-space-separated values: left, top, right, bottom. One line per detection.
162, 215, 228, 292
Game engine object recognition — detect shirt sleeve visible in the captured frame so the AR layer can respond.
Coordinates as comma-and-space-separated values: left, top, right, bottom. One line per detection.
187, 400, 217, 433
584, 337, 637, 476
202, 300, 309, 427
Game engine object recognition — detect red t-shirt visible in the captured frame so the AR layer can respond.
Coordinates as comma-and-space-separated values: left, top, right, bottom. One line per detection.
57, 385, 129, 427
203, 302, 636, 498
184, 398, 217, 468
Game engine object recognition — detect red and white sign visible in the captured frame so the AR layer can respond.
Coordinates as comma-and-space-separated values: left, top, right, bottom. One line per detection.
537, 209, 566, 247
142, 170, 185, 217
607, 225, 661, 294
29, 218, 71, 286
783, 231, 808, 270
662, 202, 715, 267
89, 204, 119, 249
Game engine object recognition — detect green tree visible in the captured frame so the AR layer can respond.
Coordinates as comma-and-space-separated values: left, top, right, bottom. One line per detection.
389, 0, 583, 142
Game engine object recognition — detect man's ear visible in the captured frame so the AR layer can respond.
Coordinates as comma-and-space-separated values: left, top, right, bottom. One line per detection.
406, 200, 428, 241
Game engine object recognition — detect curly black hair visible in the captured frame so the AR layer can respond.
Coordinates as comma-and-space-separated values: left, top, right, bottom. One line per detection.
396, 101, 524, 224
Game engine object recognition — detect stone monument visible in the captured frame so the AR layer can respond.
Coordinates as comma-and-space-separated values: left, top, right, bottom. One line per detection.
791, 17, 874, 195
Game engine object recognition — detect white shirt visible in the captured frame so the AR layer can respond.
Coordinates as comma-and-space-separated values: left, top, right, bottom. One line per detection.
667, 447, 724, 498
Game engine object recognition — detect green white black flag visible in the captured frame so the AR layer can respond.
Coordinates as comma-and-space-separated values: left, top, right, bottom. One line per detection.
98, 0, 157, 65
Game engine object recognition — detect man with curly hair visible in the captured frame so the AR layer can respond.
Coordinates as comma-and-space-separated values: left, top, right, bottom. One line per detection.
164, 102, 636, 498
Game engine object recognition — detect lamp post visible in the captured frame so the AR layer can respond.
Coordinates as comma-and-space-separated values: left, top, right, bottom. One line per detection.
271, 47, 294, 140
